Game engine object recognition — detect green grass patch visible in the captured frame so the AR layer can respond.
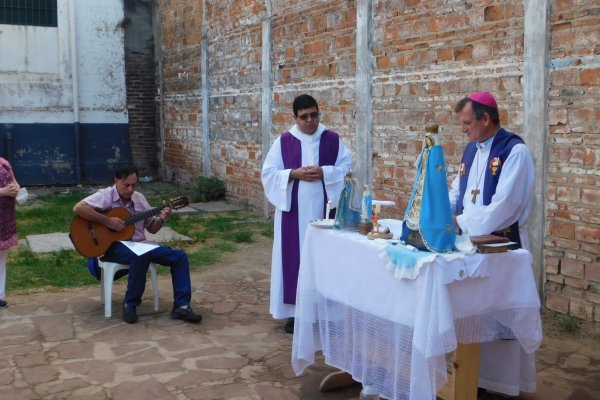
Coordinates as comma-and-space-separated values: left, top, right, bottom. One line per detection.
9, 188, 273, 293
16, 192, 85, 236
8, 248, 95, 292
228, 231, 254, 243
204, 217, 236, 232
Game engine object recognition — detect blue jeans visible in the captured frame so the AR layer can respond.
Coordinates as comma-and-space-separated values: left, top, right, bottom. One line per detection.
102, 242, 192, 307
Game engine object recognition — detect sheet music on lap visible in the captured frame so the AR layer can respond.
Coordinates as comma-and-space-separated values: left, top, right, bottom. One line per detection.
120, 241, 159, 256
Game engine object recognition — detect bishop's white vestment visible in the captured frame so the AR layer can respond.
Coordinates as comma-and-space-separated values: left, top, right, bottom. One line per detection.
449, 130, 537, 396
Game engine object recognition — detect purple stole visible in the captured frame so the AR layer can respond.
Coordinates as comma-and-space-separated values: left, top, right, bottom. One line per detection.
456, 128, 525, 247
280, 130, 339, 304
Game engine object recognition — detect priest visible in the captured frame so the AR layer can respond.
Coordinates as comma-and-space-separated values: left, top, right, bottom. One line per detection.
449, 91, 537, 398
261, 94, 352, 333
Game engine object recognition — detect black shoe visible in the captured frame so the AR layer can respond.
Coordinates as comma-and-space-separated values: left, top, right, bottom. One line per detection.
477, 388, 518, 399
478, 387, 486, 399
123, 303, 138, 324
171, 305, 202, 323
0, 299, 7, 309
284, 317, 295, 334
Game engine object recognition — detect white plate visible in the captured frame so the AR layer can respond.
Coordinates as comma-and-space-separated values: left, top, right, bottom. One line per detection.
311, 219, 335, 229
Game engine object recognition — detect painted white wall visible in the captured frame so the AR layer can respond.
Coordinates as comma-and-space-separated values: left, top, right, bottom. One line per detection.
0, 0, 127, 124
0, 26, 60, 74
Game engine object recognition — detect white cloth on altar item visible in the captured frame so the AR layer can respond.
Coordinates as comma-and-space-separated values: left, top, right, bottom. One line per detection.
479, 340, 537, 396
381, 243, 472, 280
299, 226, 539, 325
377, 218, 404, 239
261, 123, 352, 319
292, 224, 542, 400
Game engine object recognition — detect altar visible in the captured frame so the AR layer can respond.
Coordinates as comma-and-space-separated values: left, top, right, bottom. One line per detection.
291, 221, 542, 400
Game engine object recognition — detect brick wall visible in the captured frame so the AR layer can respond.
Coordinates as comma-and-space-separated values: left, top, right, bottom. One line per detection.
126, 52, 157, 176
156, 0, 600, 321
270, 0, 358, 206
158, 0, 203, 183
370, 0, 525, 217
207, 0, 265, 207
545, 0, 600, 321
157, 0, 266, 203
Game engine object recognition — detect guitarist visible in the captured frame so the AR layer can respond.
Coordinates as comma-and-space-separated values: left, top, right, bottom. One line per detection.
73, 165, 202, 325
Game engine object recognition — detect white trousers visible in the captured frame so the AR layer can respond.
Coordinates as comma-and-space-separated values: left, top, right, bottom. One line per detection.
0, 249, 8, 299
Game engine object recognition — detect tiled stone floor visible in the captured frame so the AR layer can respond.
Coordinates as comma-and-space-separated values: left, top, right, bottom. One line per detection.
3, 183, 599, 399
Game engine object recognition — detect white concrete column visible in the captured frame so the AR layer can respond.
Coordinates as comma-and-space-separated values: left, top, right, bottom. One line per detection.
154, 3, 166, 179
261, 1, 273, 218
523, 0, 550, 297
201, 0, 211, 177
355, 0, 373, 189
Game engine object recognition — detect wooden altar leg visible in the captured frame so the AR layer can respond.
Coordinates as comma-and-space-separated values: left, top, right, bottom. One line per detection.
437, 343, 480, 400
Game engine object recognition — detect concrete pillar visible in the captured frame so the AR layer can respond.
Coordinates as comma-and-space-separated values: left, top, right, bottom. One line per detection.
261, 1, 273, 218
523, 0, 550, 297
355, 0, 373, 189
154, 4, 166, 179
201, 0, 210, 177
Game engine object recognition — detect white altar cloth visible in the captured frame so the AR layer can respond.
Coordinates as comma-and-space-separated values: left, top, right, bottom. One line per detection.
291, 223, 542, 400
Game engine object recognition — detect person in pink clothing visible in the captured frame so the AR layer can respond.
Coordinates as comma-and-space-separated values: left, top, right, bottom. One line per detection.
0, 157, 20, 309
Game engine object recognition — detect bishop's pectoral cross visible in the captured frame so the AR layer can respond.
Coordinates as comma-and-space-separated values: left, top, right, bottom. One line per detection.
470, 188, 480, 204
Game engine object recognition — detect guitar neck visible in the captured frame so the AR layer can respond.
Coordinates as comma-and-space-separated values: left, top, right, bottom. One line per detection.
124, 206, 164, 226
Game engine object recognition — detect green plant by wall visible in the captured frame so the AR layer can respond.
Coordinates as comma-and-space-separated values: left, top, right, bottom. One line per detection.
556, 315, 581, 332
192, 177, 226, 202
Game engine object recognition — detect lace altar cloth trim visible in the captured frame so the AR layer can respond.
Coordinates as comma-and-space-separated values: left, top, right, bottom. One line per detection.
293, 295, 541, 400
292, 225, 541, 400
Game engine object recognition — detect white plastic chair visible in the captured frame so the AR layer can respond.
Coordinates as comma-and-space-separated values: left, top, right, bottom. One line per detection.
98, 259, 160, 318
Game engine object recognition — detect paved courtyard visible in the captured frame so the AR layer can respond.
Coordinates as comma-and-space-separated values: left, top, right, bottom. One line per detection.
0, 236, 362, 400
1, 183, 599, 399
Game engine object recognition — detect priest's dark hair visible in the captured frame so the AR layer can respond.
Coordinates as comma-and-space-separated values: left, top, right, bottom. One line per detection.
455, 97, 500, 126
114, 165, 139, 180
293, 94, 319, 116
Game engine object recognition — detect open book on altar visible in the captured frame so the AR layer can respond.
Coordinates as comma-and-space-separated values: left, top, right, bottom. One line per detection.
470, 235, 516, 253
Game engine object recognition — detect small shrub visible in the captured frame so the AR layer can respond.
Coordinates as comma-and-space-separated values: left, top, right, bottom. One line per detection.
557, 315, 581, 332
192, 177, 226, 202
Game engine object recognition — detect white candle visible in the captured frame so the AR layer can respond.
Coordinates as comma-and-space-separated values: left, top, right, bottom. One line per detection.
325, 200, 331, 220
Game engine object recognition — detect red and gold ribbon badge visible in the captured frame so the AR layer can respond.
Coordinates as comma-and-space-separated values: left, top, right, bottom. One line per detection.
489, 157, 502, 176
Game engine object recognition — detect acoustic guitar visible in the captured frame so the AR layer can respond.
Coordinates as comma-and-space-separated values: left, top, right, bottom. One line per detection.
69, 196, 189, 258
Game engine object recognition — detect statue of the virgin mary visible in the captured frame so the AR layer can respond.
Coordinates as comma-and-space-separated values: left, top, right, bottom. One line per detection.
333, 173, 362, 231
400, 121, 455, 252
